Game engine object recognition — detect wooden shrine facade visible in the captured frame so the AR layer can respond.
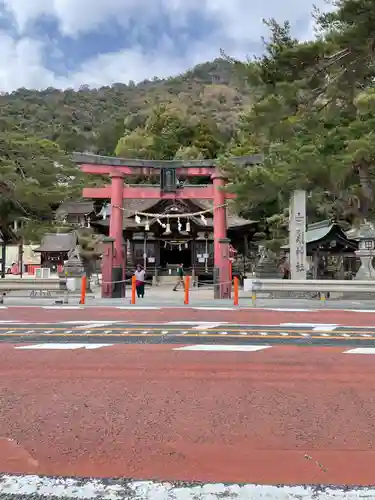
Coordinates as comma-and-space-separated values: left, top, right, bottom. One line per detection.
73, 152, 262, 298
90, 198, 257, 274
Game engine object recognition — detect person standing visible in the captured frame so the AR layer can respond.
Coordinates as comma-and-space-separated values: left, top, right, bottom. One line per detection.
173, 263, 184, 291
134, 264, 145, 298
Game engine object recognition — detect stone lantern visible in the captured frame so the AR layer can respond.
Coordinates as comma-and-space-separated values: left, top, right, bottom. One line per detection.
354, 221, 375, 280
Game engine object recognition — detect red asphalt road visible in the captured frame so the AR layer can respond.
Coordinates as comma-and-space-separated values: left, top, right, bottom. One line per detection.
1, 344, 375, 485
1, 307, 375, 325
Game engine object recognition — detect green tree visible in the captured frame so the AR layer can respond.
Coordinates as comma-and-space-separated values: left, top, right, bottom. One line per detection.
226, 5, 375, 247
76, 228, 103, 291
0, 133, 83, 239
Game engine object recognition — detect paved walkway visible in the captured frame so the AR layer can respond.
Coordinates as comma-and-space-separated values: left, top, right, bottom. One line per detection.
2, 284, 375, 310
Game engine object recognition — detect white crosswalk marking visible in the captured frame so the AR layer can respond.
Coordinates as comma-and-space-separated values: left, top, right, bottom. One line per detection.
344, 348, 375, 354
175, 345, 271, 352
15, 344, 113, 350
74, 322, 120, 329
312, 325, 337, 332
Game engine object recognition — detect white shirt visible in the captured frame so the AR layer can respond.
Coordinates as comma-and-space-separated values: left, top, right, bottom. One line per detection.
134, 270, 145, 282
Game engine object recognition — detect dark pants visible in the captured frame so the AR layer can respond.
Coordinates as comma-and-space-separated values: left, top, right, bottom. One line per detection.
173, 277, 184, 291
136, 283, 145, 298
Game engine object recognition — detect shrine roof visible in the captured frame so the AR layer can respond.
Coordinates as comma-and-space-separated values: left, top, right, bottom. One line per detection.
34, 232, 77, 252
55, 200, 95, 217
72, 152, 263, 168
282, 220, 357, 249
93, 198, 256, 230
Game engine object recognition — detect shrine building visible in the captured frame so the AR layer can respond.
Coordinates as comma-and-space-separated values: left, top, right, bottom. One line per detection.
72, 153, 262, 298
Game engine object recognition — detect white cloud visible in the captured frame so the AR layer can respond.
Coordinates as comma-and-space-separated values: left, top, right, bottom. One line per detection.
0, 0, 332, 91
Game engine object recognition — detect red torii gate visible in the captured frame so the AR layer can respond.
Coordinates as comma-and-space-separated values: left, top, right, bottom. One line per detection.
73, 153, 261, 299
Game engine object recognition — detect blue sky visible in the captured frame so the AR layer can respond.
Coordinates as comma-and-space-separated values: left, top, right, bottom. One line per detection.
0, 0, 331, 91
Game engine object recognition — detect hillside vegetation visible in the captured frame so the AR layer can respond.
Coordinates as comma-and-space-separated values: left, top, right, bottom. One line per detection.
0, 59, 253, 156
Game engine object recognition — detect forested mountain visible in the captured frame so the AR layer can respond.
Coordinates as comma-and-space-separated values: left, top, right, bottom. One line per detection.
0, 59, 252, 156
2, 0, 375, 248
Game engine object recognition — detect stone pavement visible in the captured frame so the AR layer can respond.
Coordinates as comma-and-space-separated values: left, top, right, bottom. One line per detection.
2, 284, 375, 309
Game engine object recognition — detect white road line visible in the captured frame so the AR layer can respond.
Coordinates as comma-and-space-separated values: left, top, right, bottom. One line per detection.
15, 343, 114, 350
84, 330, 92, 334
74, 322, 120, 329
312, 325, 337, 332
2, 474, 374, 499
5, 330, 14, 333
280, 323, 337, 329
141, 330, 149, 334
175, 345, 271, 352
161, 330, 168, 335
42, 306, 82, 309
193, 307, 235, 311
181, 331, 188, 334
341, 333, 351, 337
345, 348, 375, 354
44, 330, 53, 334
260, 332, 268, 336
239, 331, 247, 335
64, 321, 101, 324
279, 332, 289, 336
0, 320, 18, 323
193, 322, 226, 330
65, 330, 73, 334
25, 330, 34, 334
270, 308, 316, 312
219, 331, 228, 335
167, 321, 227, 330
116, 306, 161, 309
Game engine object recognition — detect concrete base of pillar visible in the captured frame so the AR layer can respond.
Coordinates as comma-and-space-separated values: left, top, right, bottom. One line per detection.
112, 266, 125, 298
213, 267, 232, 299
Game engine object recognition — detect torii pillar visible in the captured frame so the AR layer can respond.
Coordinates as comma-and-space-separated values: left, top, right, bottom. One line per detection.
102, 172, 125, 298
212, 171, 231, 299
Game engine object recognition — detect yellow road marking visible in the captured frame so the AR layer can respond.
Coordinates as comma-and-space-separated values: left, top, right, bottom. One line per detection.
0, 333, 374, 340
0, 326, 374, 335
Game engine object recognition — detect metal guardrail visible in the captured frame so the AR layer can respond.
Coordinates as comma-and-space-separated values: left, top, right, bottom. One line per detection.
0, 278, 66, 291
243, 278, 375, 294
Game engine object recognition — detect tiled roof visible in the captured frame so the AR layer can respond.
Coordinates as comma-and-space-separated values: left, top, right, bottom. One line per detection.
95, 198, 255, 229
56, 200, 95, 217
34, 232, 77, 252
282, 220, 358, 249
